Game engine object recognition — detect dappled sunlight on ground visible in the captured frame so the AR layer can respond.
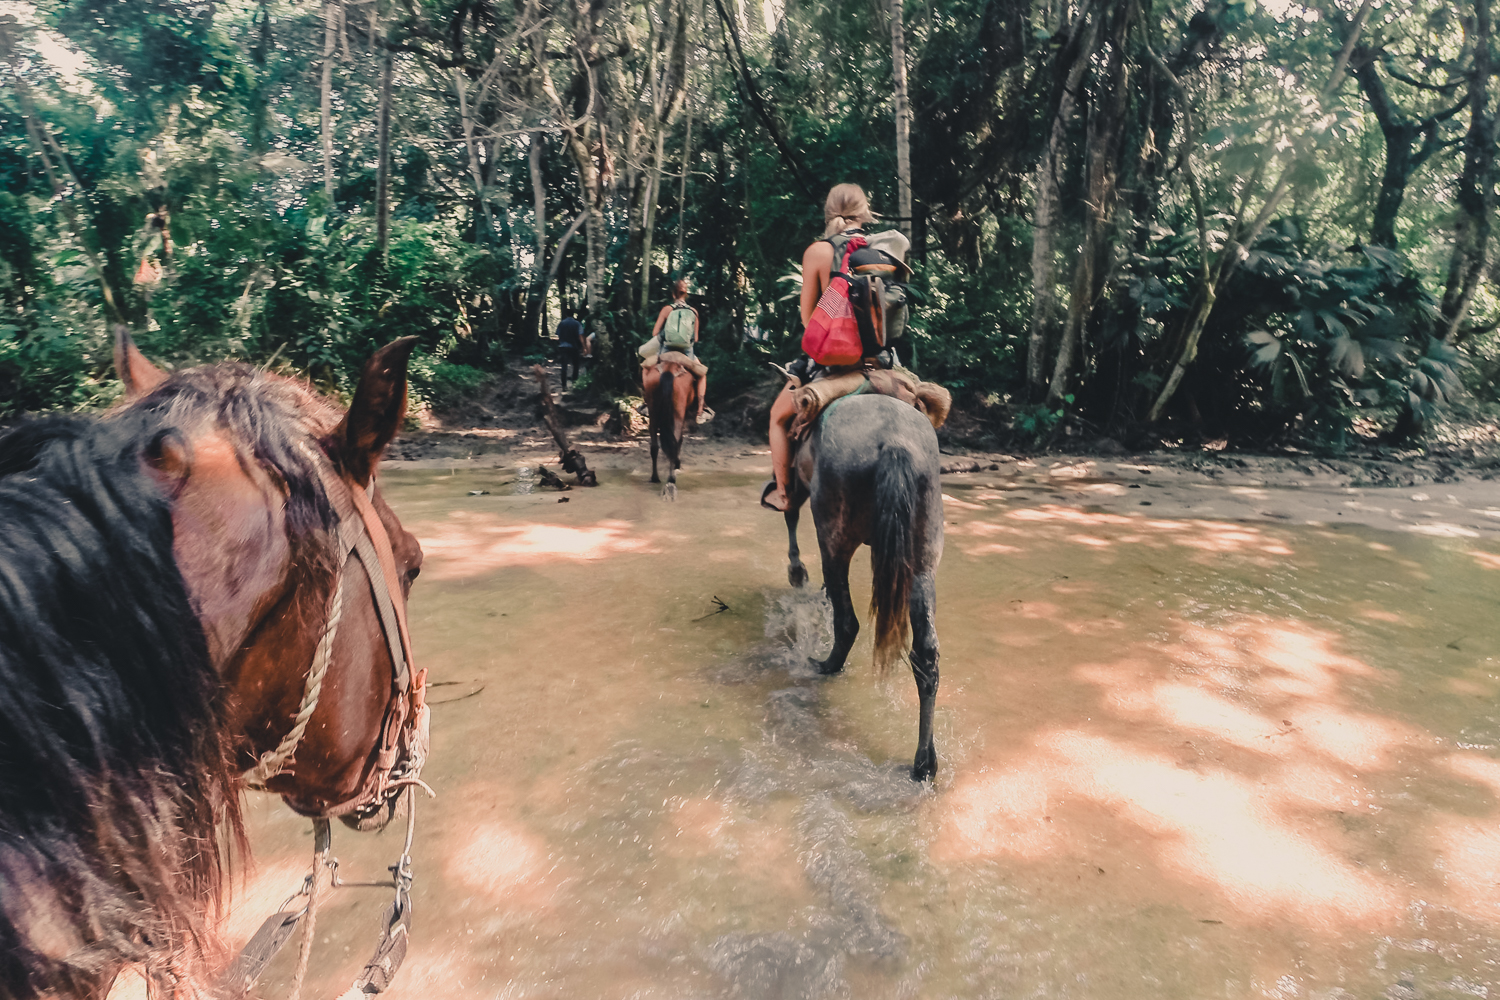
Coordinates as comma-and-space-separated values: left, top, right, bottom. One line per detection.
931, 502, 1500, 953
417, 512, 666, 578
445, 821, 554, 907
1471, 549, 1500, 570
933, 662, 1458, 932
977, 505, 1296, 557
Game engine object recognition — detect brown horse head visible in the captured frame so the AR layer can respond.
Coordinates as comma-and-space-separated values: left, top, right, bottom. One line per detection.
115, 329, 425, 826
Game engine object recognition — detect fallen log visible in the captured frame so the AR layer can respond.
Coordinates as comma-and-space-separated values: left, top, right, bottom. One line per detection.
531, 365, 598, 486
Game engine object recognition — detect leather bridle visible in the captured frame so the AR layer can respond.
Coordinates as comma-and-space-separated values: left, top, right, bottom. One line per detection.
242, 443, 430, 826
218, 446, 431, 1000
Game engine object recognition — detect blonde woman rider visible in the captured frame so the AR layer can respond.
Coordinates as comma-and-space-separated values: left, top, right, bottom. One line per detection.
762, 183, 876, 512
650, 278, 709, 424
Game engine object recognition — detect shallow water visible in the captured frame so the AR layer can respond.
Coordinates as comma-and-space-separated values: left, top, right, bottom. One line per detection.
233, 467, 1500, 1000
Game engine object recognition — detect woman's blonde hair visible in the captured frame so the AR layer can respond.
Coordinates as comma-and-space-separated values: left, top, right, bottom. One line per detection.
822, 183, 875, 237
672, 278, 689, 298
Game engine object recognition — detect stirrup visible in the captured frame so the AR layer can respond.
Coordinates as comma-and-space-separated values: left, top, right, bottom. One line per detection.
696, 408, 715, 425
760, 480, 787, 512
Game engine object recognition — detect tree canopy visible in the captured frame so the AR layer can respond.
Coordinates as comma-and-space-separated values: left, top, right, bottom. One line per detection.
0, 0, 1494, 449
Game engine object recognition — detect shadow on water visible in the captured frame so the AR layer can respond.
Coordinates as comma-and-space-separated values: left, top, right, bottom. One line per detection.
225, 468, 1500, 1000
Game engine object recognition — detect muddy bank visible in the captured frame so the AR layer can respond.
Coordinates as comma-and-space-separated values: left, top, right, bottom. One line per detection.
399, 365, 1500, 541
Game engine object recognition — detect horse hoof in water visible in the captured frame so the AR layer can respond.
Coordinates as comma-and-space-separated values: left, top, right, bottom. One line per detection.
812, 656, 844, 676
911, 747, 938, 783
788, 563, 808, 588
661, 483, 677, 502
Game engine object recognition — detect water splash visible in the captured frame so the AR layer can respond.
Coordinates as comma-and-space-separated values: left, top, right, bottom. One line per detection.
513, 464, 536, 494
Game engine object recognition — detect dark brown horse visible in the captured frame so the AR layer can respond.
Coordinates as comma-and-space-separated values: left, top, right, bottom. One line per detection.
0, 332, 426, 999
643, 359, 697, 500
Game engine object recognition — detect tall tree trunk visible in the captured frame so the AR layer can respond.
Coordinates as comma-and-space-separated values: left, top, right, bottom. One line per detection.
1047, 6, 1131, 405
375, 47, 394, 261
1352, 48, 1465, 249
1440, 0, 1495, 341
320, 0, 339, 205
525, 130, 548, 346
249, 0, 273, 154
676, 109, 693, 265
639, 143, 663, 315
534, 33, 608, 350
615, 0, 689, 327
1026, 6, 1101, 397
891, 0, 912, 241
452, 68, 497, 242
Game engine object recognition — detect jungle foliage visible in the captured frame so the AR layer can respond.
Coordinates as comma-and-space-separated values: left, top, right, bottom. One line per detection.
0, 0, 1496, 450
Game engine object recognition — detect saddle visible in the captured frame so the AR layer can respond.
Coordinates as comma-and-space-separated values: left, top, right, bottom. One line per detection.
787, 363, 951, 442
642, 345, 708, 378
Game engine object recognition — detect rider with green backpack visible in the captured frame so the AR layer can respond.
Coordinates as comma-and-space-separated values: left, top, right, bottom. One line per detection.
643, 278, 710, 424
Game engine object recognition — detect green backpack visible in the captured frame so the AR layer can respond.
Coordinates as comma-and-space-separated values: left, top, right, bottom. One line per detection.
662, 302, 695, 350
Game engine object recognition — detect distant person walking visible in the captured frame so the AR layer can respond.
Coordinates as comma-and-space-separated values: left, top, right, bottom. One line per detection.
555, 308, 588, 389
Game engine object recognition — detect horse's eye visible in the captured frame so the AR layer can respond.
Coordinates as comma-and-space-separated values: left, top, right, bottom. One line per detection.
405, 565, 421, 582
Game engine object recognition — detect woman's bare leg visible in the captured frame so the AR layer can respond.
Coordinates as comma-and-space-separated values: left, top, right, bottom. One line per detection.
765, 381, 798, 511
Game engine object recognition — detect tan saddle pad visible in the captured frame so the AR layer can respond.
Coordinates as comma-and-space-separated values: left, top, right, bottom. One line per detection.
643, 349, 708, 378
788, 366, 951, 441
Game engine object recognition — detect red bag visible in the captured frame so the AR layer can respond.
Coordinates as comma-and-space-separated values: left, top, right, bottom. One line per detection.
801, 237, 867, 366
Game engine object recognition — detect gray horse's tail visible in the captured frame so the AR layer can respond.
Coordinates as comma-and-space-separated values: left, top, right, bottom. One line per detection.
656, 368, 679, 464
870, 444, 919, 676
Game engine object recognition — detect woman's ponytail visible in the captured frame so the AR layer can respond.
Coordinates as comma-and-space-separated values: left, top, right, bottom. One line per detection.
822, 184, 874, 237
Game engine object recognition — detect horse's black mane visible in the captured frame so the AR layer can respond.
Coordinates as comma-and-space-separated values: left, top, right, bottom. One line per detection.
0, 366, 337, 998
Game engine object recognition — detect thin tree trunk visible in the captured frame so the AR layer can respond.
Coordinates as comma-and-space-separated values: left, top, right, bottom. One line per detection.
320, 0, 339, 205
525, 130, 548, 344
534, 47, 605, 349
712, 0, 820, 202
639, 140, 664, 314
1027, 8, 1100, 396
676, 109, 693, 264
375, 47, 394, 261
1047, 6, 1130, 405
530, 132, 547, 282
891, 0, 912, 241
615, 0, 688, 324
1440, 0, 1494, 341
452, 67, 497, 241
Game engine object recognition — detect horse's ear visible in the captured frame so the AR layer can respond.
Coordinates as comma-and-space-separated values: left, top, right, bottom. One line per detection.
114, 325, 167, 399
335, 336, 418, 488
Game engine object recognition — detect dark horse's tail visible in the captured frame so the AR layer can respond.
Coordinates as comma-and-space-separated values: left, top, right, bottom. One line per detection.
655, 367, 680, 468
870, 443, 921, 676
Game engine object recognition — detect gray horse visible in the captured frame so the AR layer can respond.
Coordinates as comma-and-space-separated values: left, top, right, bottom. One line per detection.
781, 392, 944, 781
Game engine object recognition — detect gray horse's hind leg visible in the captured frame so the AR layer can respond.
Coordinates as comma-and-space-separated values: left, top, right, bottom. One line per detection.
814, 537, 859, 675
908, 571, 940, 781
785, 490, 809, 588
